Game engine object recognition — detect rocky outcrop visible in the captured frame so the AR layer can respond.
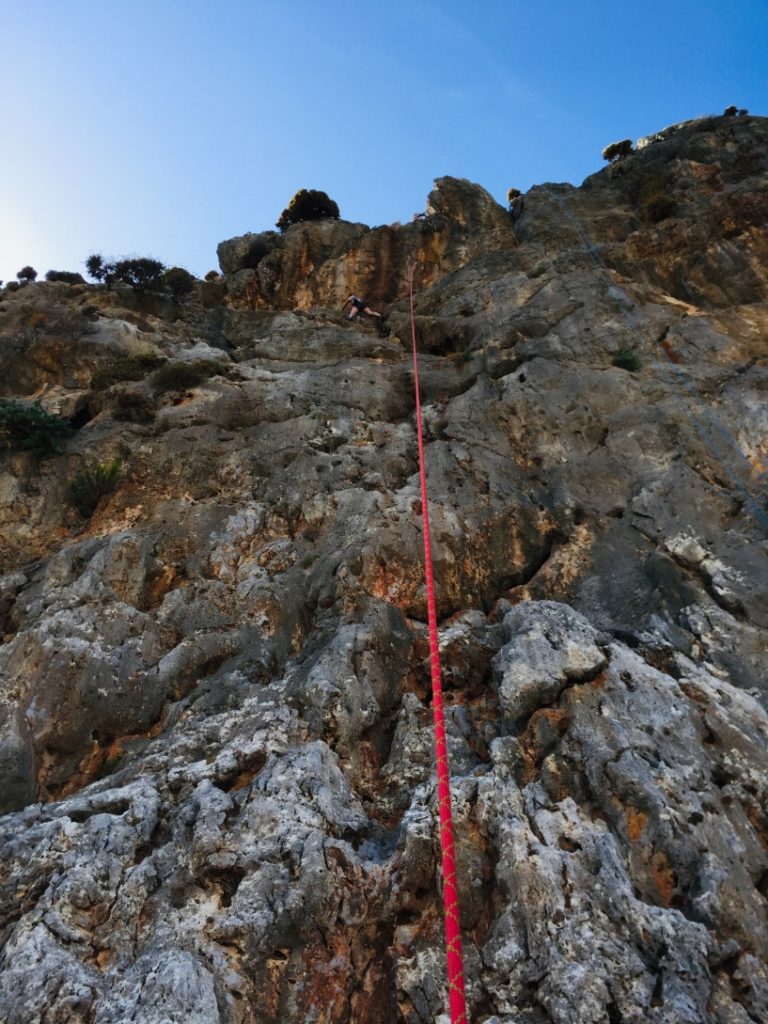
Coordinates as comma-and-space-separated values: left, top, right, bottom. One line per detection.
217, 176, 517, 311
0, 113, 767, 1023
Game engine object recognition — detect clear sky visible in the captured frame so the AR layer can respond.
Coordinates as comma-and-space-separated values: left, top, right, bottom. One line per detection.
1, 1, 765, 285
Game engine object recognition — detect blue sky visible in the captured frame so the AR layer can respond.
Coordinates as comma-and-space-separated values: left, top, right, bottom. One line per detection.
1, 1, 765, 285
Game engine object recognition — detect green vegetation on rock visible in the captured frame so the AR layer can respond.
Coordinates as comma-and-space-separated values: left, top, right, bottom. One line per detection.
612, 347, 641, 371
45, 270, 86, 285
91, 353, 167, 390
0, 400, 73, 455
602, 139, 633, 162
276, 189, 340, 232
150, 359, 229, 394
162, 267, 196, 302
67, 458, 124, 518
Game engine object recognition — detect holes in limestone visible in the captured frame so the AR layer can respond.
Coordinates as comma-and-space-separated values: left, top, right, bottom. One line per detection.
558, 835, 582, 853
213, 751, 268, 793
206, 866, 245, 908
69, 405, 95, 429
395, 908, 422, 925
711, 764, 733, 788
650, 973, 664, 1007
67, 797, 131, 823
621, 671, 636, 690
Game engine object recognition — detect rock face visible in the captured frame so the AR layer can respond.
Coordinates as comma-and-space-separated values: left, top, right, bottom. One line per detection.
217, 176, 517, 310
0, 114, 767, 1023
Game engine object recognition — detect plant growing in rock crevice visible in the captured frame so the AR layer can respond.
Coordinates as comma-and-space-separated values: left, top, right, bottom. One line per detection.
613, 347, 640, 371
637, 175, 677, 223
67, 458, 124, 518
0, 400, 73, 455
150, 359, 229, 394
112, 389, 156, 424
91, 353, 167, 390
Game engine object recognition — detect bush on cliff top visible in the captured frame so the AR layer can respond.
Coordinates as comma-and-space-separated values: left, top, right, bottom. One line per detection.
276, 189, 340, 232
85, 253, 167, 291
162, 267, 196, 302
45, 270, 86, 285
602, 139, 633, 162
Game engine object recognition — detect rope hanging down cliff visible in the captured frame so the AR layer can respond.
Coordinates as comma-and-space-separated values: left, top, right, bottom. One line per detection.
408, 268, 469, 1024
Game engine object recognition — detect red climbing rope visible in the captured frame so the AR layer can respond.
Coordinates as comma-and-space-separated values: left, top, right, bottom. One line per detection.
408, 270, 468, 1024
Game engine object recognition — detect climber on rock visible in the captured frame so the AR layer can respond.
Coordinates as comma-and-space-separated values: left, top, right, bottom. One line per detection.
342, 294, 384, 325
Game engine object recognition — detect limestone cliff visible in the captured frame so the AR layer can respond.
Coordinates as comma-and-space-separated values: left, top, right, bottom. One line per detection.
0, 113, 767, 1024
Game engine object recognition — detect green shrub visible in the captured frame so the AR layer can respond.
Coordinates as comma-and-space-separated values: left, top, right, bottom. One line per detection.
276, 189, 340, 231
85, 253, 107, 282
4, 281, 20, 293
613, 347, 640, 371
45, 270, 86, 284
0, 400, 73, 455
602, 139, 633, 162
112, 389, 156, 423
150, 359, 228, 394
67, 458, 123, 518
163, 266, 196, 302
95, 753, 123, 780
204, 270, 220, 282
84, 254, 166, 290
17, 266, 37, 283
113, 257, 166, 291
638, 175, 676, 223
91, 353, 167, 390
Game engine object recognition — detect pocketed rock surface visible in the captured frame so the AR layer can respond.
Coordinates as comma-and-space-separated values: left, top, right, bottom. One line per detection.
1, 113, 767, 1023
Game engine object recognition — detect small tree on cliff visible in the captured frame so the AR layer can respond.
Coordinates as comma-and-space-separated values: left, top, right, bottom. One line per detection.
162, 267, 196, 302
112, 258, 166, 292
276, 189, 340, 232
17, 266, 37, 284
602, 139, 634, 162
85, 253, 107, 282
